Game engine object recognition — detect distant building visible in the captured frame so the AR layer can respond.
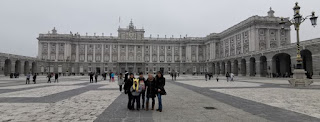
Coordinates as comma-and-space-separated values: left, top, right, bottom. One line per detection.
33, 9, 319, 77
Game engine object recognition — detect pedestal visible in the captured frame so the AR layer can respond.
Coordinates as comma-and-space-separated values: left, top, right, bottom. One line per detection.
288, 69, 313, 87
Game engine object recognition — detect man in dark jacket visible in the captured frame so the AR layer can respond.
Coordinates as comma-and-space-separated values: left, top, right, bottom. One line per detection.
54, 73, 59, 83
89, 72, 94, 83
124, 73, 134, 110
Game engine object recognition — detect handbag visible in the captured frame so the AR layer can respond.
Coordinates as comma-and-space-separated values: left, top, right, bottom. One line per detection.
160, 88, 167, 95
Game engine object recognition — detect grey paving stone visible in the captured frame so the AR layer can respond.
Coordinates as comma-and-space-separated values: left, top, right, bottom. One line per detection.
170, 80, 320, 122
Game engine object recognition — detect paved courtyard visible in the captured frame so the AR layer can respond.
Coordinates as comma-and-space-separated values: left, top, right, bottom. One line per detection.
0, 75, 320, 122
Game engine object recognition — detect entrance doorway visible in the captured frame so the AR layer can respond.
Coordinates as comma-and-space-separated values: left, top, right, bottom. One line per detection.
96, 67, 101, 74
160, 67, 164, 73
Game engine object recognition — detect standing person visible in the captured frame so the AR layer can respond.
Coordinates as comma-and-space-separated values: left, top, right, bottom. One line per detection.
54, 73, 59, 83
33, 73, 37, 84
118, 73, 124, 92
26, 73, 31, 84
174, 72, 177, 81
47, 73, 52, 83
109, 71, 112, 82
124, 73, 134, 110
226, 72, 230, 82
131, 78, 142, 111
155, 71, 166, 112
216, 75, 219, 82
145, 73, 156, 111
89, 72, 94, 83
205, 73, 208, 81
171, 73, 174, 81
111, 72, 115, 82
138, 72, 146, 109
95, 73, 98, 83
124, 70, 129, 81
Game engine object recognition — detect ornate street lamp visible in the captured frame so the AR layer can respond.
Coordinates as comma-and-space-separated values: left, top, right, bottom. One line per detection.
280, 2, 318, 87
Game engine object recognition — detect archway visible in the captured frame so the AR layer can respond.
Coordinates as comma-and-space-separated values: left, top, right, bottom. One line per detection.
4, 59, 12, 76
272, 53, 291, 77
24, 61, 29, 75
260, 56, 267, 77
233, 60, 239, 76
221, 62, 225, 75
301, 49, 313, 76
227, 61, 231, 73
32, 62, 37, 74
250, 57, 256, 76
216, 62, 220, 75
241, 59, 246, 76
15, 60, 21, 74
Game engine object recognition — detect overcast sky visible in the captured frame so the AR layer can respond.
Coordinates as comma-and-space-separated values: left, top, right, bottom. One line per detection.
0, 0, 319, 57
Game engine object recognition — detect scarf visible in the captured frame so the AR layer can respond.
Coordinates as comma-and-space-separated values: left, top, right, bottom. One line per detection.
132, 78, 139, 91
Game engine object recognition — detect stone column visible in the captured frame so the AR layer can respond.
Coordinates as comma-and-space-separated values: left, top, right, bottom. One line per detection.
134, 45, 136, 61
76, 44, 79, 62
196, 46, 199, 62
93, 44, 96, 62
101, 44, 104, 62
164, 46, 167, 63
266, 29, 270, 49
38, 42, 42, 59
48, 43, 51, 60
149, 45, 152, 63
118, 44, 120, 61
55, 43, 58, 61
85, 44, 88, 62
255, 60, 261, 77
109, 44, 112, 63
126, 45, 128, 61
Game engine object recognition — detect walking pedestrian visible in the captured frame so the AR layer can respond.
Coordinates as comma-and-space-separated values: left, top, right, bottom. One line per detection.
95, 73, 98, 83
138, 72, 146, 109
155, 71, 166, 112
109, 71, 112, 82
118, 73, 124, 92
111, 72, 115, 82
26, 73, 31, 84
205, 73, 208, 81
174, 72, 177, 81
216, 75, 219, 82
89, 72, 94, 83
145, 73, 156, 111
124, 73, 134, 110
47, 73, 52, 83
33, 73, 37, 84
54, 73, 59, 83
226, 72, 230, 82
131, 78, 142, 111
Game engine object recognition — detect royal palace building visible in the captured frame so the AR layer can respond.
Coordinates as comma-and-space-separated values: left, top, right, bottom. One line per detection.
35, 9, 319, 76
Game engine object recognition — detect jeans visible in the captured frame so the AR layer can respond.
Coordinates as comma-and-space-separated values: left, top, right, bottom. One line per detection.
141, 90, 145, 108
119, 85, 122, 91
127, 93, 133, 109
157, 93, 162, 110
132, 96, 140, 110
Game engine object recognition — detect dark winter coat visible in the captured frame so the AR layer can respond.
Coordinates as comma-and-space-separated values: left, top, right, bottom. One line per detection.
124, 78, 134, 94
155, 75, 165, 93
146, 78, 156, 98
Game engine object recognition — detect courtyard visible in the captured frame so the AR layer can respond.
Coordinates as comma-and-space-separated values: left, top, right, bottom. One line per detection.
0, 75, 319, 122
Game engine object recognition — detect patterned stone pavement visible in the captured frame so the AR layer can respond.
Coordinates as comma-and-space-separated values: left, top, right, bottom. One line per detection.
0, 75, 319, 122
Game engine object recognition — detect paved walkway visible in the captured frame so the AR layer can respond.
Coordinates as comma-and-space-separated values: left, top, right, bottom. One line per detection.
0, 75, 319, 122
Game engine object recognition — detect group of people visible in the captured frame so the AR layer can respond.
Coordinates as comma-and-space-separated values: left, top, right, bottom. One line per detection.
26, 73, 37, 84
170, 72, 179, 81
47, 73, 59, 83
121, 71, 166, 112
212, 72, 235, 82
88, 71, 116, 83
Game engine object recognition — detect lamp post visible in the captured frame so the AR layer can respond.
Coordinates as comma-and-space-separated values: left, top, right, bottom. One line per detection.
280, 2, 318, 87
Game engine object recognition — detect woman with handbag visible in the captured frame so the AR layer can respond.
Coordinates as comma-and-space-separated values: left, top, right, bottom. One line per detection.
155, 71, 166, 112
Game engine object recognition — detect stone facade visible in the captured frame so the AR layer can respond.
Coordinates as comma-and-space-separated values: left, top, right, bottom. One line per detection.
5, 8, 313, 76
